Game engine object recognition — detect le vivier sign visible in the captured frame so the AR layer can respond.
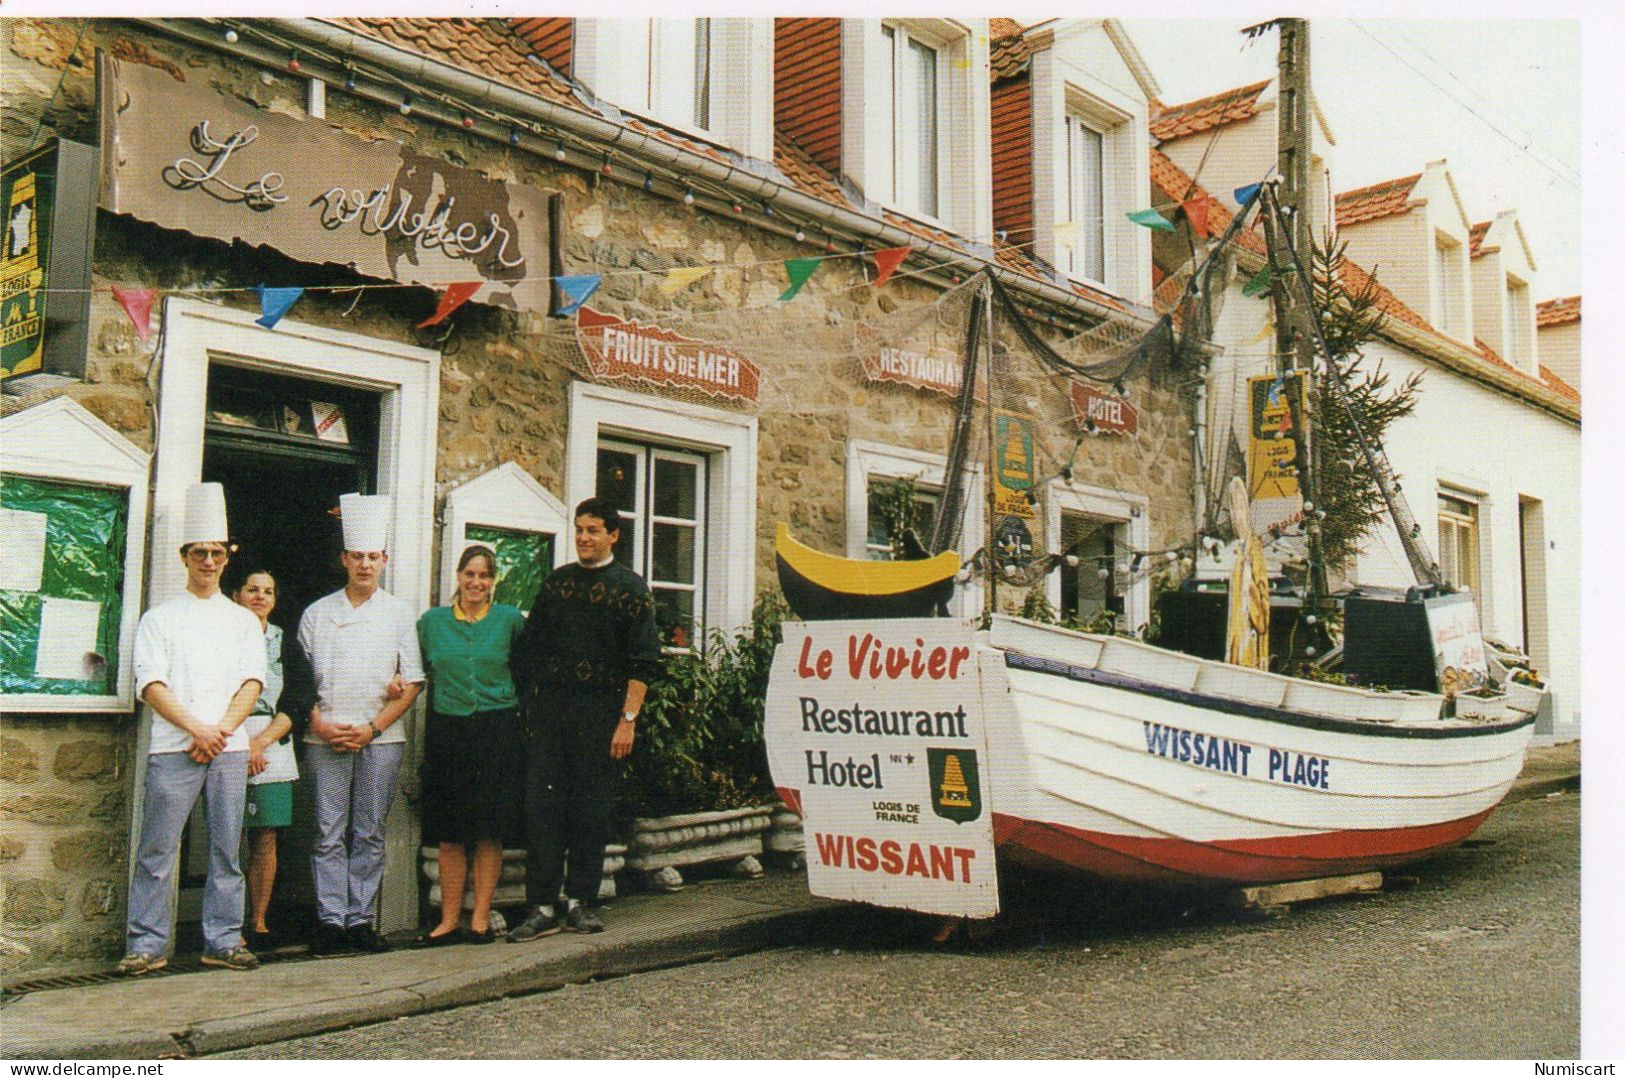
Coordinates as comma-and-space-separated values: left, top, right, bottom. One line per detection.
575, 306, 760, 403
98, 55, 551, 312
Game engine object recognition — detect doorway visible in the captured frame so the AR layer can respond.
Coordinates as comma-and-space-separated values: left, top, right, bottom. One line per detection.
176, 364, 379, 938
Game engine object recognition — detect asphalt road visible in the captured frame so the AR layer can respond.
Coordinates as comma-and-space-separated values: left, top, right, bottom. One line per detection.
234, 792, 1579, 1059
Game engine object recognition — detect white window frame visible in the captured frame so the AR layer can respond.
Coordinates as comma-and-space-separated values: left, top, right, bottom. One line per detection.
1504, 272, 1534, 372
844, 439, 984, 619
1043, 479, 1150, 634
882, 23, 944, 221
565, 380, 756, 636
1028, 45, 1147, 297
440, 462, 570, 607
573, 18, 773, 160
598, 436, 708, 646
1061, 109, 1108, 286
844, 19, 991, 240
1432, 230, 1468, 341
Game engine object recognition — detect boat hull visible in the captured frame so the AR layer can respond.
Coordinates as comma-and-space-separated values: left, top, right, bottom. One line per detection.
981, 618, 1534, 887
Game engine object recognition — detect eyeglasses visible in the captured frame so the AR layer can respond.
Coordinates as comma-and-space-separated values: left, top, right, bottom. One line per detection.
186, 548, 229, 563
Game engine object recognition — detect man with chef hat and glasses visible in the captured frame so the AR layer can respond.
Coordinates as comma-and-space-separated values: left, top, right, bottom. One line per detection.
120, 483, 267, 975
283, 492, 424, 955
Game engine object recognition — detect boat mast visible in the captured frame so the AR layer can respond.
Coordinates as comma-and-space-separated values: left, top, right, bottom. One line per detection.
983, 275, 998, 621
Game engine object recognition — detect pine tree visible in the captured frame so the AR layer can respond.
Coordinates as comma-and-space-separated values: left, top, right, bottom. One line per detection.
1307, 242, 1423, 571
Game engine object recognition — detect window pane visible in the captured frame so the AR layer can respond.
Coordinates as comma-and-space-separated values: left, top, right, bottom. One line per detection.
652, 19, 700, 128
1069, 118, 1104, 281
653, 457, 699, 519
883, 26, 898, 204
653, 586, 695, 648
910, 37, 938, 217
651, 522, 696, 584
597, 448, 638, 513
693, 18, 711, 130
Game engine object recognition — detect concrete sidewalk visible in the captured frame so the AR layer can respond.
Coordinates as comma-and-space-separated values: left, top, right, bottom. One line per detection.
0, 740, 1578, 1060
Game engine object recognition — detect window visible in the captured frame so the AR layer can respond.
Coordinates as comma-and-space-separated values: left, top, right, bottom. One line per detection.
865, 476, 941, 560
882, 23, 941, 219
1059, 512, 1124, 627
1431, 231, 1466, 339
598, 439, 707, 649
648, 18, 712, 132
1505, 274, 1532, 367
1063, 113, 1106, 283
1437, 491, 1481, 595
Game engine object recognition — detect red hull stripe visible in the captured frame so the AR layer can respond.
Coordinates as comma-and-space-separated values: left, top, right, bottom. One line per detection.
990, 808, 1497, 885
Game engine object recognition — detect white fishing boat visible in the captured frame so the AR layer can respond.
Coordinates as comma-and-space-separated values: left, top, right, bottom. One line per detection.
973, 615, 1535, 887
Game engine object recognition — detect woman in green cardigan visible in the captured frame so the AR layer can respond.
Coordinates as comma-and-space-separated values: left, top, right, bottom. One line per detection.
415, 545, 526, 945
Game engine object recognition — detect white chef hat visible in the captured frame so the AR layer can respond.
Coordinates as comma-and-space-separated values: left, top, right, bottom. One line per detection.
339, 492, 392, 552
180, 482, 229, 547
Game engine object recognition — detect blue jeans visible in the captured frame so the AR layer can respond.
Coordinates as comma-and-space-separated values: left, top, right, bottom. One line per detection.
126, 750, 248, 956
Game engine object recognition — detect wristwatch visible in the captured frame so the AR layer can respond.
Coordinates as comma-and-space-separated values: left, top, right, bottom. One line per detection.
367, 720, 382, 739
620, 711, 638, 725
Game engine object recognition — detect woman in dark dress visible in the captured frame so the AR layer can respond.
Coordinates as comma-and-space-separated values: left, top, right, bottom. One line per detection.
415, 545, 526, 944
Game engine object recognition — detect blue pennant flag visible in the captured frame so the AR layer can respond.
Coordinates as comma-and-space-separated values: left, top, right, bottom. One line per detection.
555, 274, 602, 317
1234, 182, 1263, 207
255, 286, 304, 330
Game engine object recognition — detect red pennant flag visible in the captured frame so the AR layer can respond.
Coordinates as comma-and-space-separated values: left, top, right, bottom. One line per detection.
417, 282, 483, 328
1181, 198, 1210, 239
112, 287, 157, 343
871, 246, 912, 288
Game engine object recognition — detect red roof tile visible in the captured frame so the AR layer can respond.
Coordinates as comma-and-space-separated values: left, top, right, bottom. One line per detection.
990, 21, 1030, 82
340, 18, 578, 108
1149, 79, 1271, 143
1536, 295, 1581, 327
1467, 220, 1492, 257
772, 132, 854, 211
1334, 174, 1422, 228
1148, 149, 1266, 257
1540, 365, 1580, 401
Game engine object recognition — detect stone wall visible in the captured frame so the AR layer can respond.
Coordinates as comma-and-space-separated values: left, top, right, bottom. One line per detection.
1, 17, 1198, 978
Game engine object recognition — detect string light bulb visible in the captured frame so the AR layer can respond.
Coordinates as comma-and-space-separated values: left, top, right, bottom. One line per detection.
223, 27, 239, 43
600, 155, 613, 177
642, 172, 655, 193
343, 68, 357, 92
508, 127, 521, 147
462, 113, 475, 129
554, 142, 566, 162
399, 95, 413, 116
288, 53, 302, 73
793, 228, 805, 242
683, 189, 696, 206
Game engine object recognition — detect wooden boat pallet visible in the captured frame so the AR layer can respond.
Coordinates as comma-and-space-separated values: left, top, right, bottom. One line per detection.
1223, 871, 1384, 920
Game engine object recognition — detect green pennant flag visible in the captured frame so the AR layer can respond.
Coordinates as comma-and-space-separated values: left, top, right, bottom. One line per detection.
1126, 208, 1175, 232
1241, 266, 1273, 297
778, 257, 822, 301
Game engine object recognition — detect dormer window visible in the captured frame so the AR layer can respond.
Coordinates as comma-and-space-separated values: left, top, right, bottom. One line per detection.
1063, 111, 1107, 284
649, 18, 711, 132
1505, 273, 1533, 368
882, 23, 942, 219
1431, 230, 1467, 339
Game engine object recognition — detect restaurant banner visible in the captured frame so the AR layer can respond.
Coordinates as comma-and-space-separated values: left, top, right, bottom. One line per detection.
1068, 382, 1139, 436
575, 306, 760, 403
855, 321, 983, 401
1247, 371, 1308, 536
764, 619, 999, 918
98, 55, 551, 311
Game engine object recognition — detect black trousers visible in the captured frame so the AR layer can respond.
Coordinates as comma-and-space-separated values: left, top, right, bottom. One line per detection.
522, 684, 622, 907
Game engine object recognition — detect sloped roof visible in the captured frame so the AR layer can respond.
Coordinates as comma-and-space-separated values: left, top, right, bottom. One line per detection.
1149, 78, 1271, 142
1468, 220, 1494, 258
340, 18, 578, 108
1334, 173, 1423, 228
1536, 295, 1581, 327
1149, 150, 1577, 414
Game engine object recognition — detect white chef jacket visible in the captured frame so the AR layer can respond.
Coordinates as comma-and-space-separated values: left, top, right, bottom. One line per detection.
133, 591, 267, 756
297, 587, 425, 745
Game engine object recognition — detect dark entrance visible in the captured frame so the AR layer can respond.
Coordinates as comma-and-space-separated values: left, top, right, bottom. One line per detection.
176, 363, 379, 940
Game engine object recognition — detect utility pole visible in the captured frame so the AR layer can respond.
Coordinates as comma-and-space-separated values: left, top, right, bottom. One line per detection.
1275, 17, 1314, 266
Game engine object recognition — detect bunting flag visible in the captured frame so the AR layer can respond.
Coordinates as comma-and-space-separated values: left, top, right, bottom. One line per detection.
555, 274, 602, 317
1241, 266, 1273, 297
1051, 221, 1080, 247
416, 281, 483, 328
1234, 182, 1262, 207
112, 287, 157, 343
255, 285, 304, 330
1126, 208, 1175, 232
658, 266, 712, 295
1181, 199, 1210, 239
871, 246, 911, 288
778, 257, 821, 302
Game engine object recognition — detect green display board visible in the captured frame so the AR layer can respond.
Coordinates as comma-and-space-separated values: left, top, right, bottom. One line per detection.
0, 474, 128, 696
465, 523, 553, 615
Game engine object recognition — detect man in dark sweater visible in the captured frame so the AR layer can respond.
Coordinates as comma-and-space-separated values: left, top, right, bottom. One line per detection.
509, 497, 660, 939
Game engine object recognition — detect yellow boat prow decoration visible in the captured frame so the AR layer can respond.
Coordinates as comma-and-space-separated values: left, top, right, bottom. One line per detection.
775, 524, 959, 620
